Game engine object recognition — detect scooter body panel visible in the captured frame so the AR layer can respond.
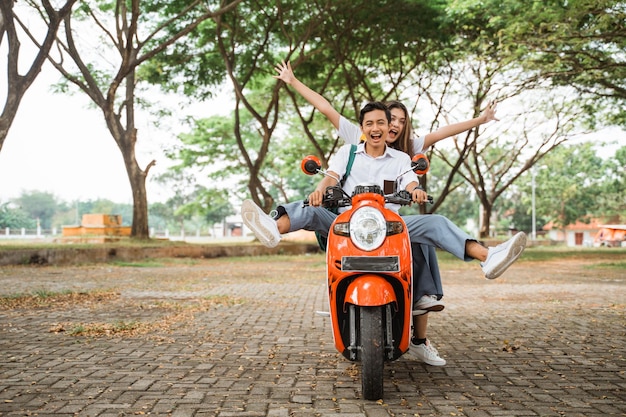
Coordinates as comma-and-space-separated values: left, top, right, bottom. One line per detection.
301, 154, 432, 399
344, 275, 396, 307
326, 192, 413, 361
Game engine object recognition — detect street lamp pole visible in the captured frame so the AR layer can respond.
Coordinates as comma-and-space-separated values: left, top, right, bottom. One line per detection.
531, 167, 537, 241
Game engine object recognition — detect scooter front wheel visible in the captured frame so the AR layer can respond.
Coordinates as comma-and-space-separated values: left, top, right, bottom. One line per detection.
359, 306, 384, 400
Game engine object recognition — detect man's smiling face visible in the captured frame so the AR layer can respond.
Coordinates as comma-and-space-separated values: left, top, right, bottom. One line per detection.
361, 109, 389, 151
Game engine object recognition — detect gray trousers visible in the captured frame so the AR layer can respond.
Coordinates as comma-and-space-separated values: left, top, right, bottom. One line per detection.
412, 243, 443, 300
281, 202, 476, 299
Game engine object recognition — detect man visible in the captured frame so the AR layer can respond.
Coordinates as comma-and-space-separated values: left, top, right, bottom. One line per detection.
242, 101, 526, 280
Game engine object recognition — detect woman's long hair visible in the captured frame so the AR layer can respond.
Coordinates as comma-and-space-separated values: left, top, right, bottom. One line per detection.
385, 100, 414, 157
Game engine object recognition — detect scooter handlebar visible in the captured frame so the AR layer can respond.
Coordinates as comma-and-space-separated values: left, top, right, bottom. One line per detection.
303, 188, 433, 207
303, 186, 351, 208
386, 190, 433, 205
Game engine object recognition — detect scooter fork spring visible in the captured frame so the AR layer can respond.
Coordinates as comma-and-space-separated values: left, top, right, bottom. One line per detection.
348, 304, 358, 360
385, 304, 394, 360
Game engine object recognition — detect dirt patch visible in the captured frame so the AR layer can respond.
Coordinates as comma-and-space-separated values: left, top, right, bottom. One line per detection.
0, 242, 319, 266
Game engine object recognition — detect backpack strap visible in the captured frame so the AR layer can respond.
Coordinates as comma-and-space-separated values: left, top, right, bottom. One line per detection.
340, 144, 357, 187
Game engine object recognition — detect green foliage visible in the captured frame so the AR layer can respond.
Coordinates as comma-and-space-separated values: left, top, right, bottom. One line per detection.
418, 157, 479, 232
152, 165, 235, 232
145, 0, 454, 212
533, 142, 619, 229
12, 191, 60, 230
494, 0, 626, 128
167, 113, 253, 186
174, 187, 234, 226
589, 145, 626, 220
0, 202, 36, 229
148, 202, 172, 231
18, 0, 626, 236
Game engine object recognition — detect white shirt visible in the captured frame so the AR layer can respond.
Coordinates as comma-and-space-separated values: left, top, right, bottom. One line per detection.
336, 115, 428, 155
327, 141, 419, 213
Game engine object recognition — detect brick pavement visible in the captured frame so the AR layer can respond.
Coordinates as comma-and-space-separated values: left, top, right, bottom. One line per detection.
0, 253, 624, 416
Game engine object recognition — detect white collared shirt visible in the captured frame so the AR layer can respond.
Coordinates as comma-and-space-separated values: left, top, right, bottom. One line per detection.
328, 140, 418, 213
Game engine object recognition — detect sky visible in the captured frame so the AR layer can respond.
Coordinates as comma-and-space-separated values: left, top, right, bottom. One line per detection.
0, 63, 232, 205
1, 73, 130, 203
0, 5, 230, 206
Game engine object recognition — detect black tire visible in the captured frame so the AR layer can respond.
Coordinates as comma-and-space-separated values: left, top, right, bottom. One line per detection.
360, 306, 384, 400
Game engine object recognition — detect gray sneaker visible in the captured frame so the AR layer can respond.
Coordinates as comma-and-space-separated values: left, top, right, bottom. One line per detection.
413, 295, 444, 313
481, 232, 527, 279
241, 199, 281, 248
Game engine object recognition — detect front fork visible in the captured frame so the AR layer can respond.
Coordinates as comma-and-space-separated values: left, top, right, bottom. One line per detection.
346, 304, 395, 361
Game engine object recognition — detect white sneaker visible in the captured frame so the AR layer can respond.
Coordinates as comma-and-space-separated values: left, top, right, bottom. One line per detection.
241, 199, 281, 248
413, 295, 444, 314
481, 232, 527, 279
410, 339, 446, 366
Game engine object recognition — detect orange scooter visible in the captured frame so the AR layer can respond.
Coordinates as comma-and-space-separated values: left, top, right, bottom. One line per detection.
301, 154, 430, 400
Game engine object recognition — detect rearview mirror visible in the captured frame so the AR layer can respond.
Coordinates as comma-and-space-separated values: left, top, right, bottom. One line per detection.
301, 155, 322, 176
411, 154, 429, 175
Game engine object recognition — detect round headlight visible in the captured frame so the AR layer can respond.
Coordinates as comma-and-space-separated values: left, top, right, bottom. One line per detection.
350, 207, 386, 251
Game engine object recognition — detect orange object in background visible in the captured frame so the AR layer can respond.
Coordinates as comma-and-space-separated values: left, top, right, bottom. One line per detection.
594, 225, 626, 247
62, 214, 131, 238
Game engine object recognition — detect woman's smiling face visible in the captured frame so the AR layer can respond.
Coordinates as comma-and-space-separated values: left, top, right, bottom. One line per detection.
388, 107, 406, 144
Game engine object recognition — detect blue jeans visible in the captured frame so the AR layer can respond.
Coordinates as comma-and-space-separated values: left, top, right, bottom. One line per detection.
280, 202, 478, 300
282, 202, 474, 261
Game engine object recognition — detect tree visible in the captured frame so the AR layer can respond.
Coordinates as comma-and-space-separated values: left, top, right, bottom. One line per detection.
414, 155, 478, 232
400, 0, 598, 237
24, 0, 242, 238
175, 187, 234, 230
395, 47, 588, 238
0, 202, 36, 229
147, 201, 171, 231
534, 142, 608, 231
589, 145, 626, 221
149, 0, 450, 212
153, 168, 234, 235
164, 106, 321, 212
275, 0, 449, 164
0, 0, 76, 151
13, 190, 59, 229
502, 0, 626, 128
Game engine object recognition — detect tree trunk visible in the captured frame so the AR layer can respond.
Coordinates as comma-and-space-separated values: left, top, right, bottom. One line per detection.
115, 129, 153, 239
127, 161, 150, 239
479, 202, 492, 239
0, 0, 76, 152
106, 112, 153, 239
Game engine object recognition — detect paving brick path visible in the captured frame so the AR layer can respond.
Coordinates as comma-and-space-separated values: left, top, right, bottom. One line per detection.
0, 253, 624, 416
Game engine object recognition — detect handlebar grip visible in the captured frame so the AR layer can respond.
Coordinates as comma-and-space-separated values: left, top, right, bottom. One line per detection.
393, 190, 434, 205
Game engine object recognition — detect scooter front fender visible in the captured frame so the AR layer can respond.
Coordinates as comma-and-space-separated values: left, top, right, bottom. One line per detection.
344, 275, 397, 309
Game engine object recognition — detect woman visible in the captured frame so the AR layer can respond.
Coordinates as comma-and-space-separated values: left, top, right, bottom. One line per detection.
274, 60, 498, 366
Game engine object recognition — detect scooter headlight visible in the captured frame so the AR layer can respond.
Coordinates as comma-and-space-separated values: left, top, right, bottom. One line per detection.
349, 207, 386, 251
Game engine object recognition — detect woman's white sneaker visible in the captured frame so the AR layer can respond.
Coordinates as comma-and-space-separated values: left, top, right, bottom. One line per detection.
481, 232, 527, 279
410, 339, 446, 366
241, 199, 281, 248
